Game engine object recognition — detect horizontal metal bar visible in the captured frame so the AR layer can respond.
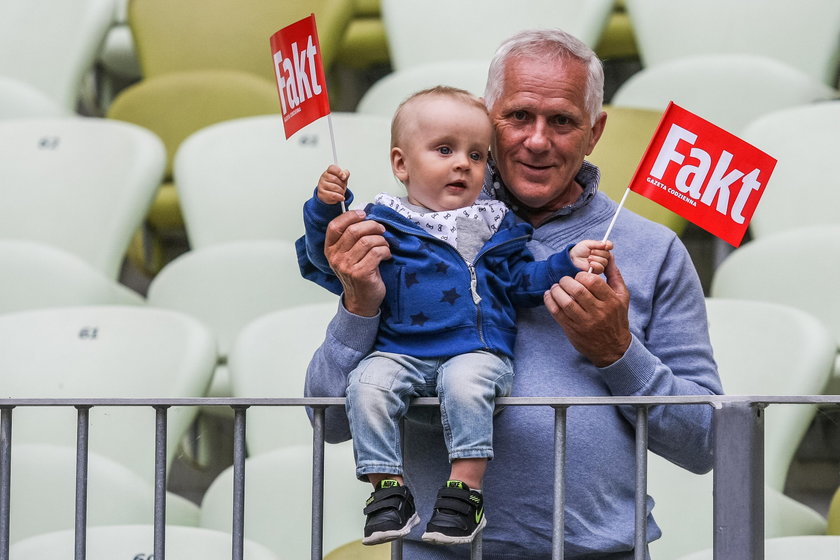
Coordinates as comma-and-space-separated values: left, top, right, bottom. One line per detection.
0, 395, 838, 408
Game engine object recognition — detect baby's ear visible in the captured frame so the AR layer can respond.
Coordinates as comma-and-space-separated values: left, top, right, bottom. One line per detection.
391, 147, 409, 183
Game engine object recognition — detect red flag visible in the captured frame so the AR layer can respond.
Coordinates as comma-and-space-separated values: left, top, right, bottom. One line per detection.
628, 102, 776, 247
270, 14, 331, 139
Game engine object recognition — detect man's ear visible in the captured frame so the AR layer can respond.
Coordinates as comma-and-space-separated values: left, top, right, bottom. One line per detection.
585, 111, 608, 156
391, 147, 409, 182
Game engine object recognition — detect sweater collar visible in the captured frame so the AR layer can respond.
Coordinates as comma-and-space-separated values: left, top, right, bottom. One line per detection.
482, 158, 601, 223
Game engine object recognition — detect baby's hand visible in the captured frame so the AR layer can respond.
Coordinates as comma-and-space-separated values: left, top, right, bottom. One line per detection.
570, 240, 613, 275
317, 164, 350, 205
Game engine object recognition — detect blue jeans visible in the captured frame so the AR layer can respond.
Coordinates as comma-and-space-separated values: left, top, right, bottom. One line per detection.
345, 350, 514, 481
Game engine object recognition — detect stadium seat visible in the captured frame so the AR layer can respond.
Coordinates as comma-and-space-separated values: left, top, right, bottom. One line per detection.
740, 100, 840, 240
704, 298, 835, 490
106, 70, 280, 273
624, 0, 840, 86
611, 54, 837, 135
10, 524, 281, 560
128, 0, 353, 84
0, 0, 114, 111
594, 0, 639, 61
145, 240, 338, 399
710, 226, 840, 384
355, 60, 489, 117
228, 302, 341, 455
336, 16, 390, 71
324, 538, 391, 560
380, 0, 614, 71
0, 306, 216, 485
648, 452, 827, 560
199, 443, 369, 559
0, 117, 166, 279
2, 444, 199, 544
0, 76, 68, 120
0, 240, 143, 315
95, 0, 142, 108
172, 113, 393, 250
586, 105, 686, 235
674, 535, 840, 560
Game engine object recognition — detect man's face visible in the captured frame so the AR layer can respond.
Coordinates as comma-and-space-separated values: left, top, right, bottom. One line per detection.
489, 56, 606, 224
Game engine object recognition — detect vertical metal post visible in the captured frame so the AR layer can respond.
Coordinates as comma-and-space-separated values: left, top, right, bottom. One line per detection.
0, 408, 12, 560
470, 532, 483, 558
75, 406, 91, 560
311, 407, 326, 560
634, 407, 648, 560
713, 401, 764, 560
232, 406, 248, 560
153, 406, 169, 560
389, 417, 405, 560
552, 406, 567, 560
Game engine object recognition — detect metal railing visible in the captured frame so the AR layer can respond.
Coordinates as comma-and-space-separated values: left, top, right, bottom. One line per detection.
0, 395, 836, 560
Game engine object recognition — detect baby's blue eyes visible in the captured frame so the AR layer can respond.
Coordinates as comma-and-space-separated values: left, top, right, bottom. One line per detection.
436, 147, 483, 161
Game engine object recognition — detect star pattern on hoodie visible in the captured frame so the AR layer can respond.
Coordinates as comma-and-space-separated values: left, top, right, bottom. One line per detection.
440, 288, 461, 305
435, 262, 450, 274
405, 272, 419, 288
410, 312, 429, 326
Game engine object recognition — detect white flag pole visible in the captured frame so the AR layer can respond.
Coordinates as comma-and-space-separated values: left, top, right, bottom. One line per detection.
326, 113, 346, 213
588, 187, 630, 273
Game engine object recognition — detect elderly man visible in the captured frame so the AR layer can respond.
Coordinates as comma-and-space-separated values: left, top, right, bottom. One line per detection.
301, 28, 722, 559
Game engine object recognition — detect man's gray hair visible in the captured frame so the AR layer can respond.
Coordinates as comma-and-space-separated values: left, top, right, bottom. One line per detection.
484, 28, 605, 125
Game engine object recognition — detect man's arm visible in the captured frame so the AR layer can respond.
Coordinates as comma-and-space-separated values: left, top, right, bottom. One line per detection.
302, 210, 391, 441
305, 302, 380, 442
544, 241, 722, 473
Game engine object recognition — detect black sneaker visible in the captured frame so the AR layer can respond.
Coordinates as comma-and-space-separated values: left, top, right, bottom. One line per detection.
421, 480, 486, 545
362, 479, 420, 545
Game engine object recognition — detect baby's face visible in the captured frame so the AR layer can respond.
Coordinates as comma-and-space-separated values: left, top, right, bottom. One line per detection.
391, 96, 492, 212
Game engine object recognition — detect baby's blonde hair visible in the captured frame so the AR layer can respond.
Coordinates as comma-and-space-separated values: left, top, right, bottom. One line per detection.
390, 86, 489, 149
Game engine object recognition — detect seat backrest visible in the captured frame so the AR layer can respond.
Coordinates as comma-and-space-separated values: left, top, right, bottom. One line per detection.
704, 298, 835, 490
675, 535, 840, 560
128, 0, 353, 83
10, 524, 282, 560
355, 60, 490, 117
107, 70, 281, 182
624, 0, 840, 86
0, 76, 69, 120
228, 302, 341, 454
173, 113, 394, 250
611, 54, 837, 134
0, 240, 143, 315
146, 240, 337, 359
146, 241, 337, 398
0, 117, 166, 279
381, 0, 614, 71
0, 306, 216, 484
4, 444, 199, 544
199, 443, 369, 559
587, 105, 686, 235
324, 539, 391, 560
740, 101, 840, 239
647, 453, 827, 560
710, 226, 840, 370
0, 0, 115, 111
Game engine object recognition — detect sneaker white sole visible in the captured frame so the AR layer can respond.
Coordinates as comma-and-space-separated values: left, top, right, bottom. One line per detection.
363, 512, 421, 546
421, 516, 487, 545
